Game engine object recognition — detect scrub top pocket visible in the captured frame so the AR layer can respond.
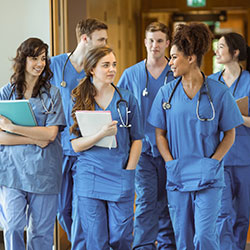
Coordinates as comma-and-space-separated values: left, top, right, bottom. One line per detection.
165, 157, 224, 192
121, 169, 135, 200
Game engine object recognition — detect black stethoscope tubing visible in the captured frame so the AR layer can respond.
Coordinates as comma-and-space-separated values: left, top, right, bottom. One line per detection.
162, 72, 215, 121
8, 85, 56, 114
142, 57, 171, 97
218, 66, 242, 97
110, 83, 131, 128
60, 50, 75, 88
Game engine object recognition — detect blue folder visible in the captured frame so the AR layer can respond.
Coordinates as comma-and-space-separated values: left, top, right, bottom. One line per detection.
0, 100, 37, 126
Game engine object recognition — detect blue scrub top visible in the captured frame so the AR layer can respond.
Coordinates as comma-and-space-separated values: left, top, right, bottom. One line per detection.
70, 87, 144, 202
0, 83, 66, 194
50, 53, 86, 156
117, 60, 174, 157
209, 70, 250, 166
148, 77, 243, 192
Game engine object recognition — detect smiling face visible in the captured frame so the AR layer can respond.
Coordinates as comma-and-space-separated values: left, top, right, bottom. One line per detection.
215, 37, 233, 65
91, 52, 117, 85
169, 45, 190, 78
144, 31, 169, 60
25, 49, 46, 79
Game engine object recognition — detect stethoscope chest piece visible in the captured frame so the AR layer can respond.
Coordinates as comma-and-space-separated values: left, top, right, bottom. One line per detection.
60, 81, 66, 88
162, 102, 171, 110
142, 88, 149, 97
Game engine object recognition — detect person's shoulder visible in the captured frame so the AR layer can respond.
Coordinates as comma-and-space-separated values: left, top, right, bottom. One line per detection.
0, 83, 13, 99
123, 60, 145, 74
207, 71, 221, 81
50, 53, 68, 65
242, 69, 250, 79
206, 77, 230, 97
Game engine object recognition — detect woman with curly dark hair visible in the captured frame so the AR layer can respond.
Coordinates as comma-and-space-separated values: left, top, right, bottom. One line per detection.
0, 37, 65, 249
148, 23, 243, 249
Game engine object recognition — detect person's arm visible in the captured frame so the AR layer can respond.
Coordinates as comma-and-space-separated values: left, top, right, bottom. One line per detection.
0, 130, 50, 148
125, 140, 142, 170
211, 128, 235, 161
71, 121, 118, 152
0, 115, 58, 142
155, 127, 173, 162
242, 115, 250, 127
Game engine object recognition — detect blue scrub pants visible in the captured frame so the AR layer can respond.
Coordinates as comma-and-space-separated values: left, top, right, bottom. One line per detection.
0, 186, 57, 250
167, 187, 222, 250
78, 196, 134, 249
57, 155, 85, 249
133, 153, 176, 250
217, 165, 250, 250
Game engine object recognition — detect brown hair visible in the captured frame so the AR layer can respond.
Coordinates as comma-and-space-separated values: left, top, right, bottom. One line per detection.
145, 22, 170, 41
75, 18, 108, 43
172, 22, 213, 67
70, 46, 114, 136
10, 37, 52, 99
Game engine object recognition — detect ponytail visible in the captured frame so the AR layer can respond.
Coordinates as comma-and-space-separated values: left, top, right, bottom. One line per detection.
70, 76, 96, 136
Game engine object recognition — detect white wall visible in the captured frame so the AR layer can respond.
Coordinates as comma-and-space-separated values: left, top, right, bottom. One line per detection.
0, 0, 50, 87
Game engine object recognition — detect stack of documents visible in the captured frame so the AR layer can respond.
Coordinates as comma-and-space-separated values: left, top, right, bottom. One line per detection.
75, 110, 117, 149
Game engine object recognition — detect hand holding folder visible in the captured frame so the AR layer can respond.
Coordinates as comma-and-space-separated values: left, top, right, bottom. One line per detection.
75, 110, 117, 149
236, 96, 249, 116
0, 100, 37, 126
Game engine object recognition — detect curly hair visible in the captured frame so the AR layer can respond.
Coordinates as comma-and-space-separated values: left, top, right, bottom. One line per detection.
10, 37, 52, 99
70, 46, 114, 136
172, 22, 213, 67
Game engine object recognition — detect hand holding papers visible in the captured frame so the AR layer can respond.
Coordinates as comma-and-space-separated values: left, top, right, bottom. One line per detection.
75, 110, 117, 149
236, 96, 249, 116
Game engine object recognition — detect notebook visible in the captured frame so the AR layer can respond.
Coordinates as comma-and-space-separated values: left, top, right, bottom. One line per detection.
75, 110, 117, 149
236, 96, 248, 116
0, 100, 37, 126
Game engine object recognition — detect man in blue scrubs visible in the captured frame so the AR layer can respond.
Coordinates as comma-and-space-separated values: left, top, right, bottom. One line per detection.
50, 18, 108, 249
118, 22, 176, 250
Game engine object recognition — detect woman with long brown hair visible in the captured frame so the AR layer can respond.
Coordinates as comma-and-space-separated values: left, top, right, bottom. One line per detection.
0, 37, 65, 249
70, 46, 143, 249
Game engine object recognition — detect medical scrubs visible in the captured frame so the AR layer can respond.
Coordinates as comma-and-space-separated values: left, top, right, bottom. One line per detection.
209, 70, 250, 250
70, 87, 144, 249
148, 77, 243, 250
50, 53, 85, 248
0, 83, 66, 250
117, 60, 176, 250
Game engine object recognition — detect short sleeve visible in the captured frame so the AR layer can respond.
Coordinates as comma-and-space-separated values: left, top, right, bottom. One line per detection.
45, 88, 66, 131
219, 89, 244, 131
148, 87, 167, 130
128, 93, 144, 140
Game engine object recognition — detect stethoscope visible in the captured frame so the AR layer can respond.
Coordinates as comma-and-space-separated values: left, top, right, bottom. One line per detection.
142, 57, 172, 97
218, 66, 242, 97
162, 72, 215, 122
9, 85, 56, 114
110, 83, 131, 128
60, 50, 75, 88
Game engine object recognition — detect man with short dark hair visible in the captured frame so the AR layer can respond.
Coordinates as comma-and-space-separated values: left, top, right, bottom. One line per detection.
50, 18, 108, 249
118, 22, 176, 250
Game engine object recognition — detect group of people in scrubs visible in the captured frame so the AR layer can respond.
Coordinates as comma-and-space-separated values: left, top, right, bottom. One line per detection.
0, 16, 249, 250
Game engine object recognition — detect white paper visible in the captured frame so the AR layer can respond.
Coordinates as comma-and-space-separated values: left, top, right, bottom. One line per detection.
75, 110, 117, 149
